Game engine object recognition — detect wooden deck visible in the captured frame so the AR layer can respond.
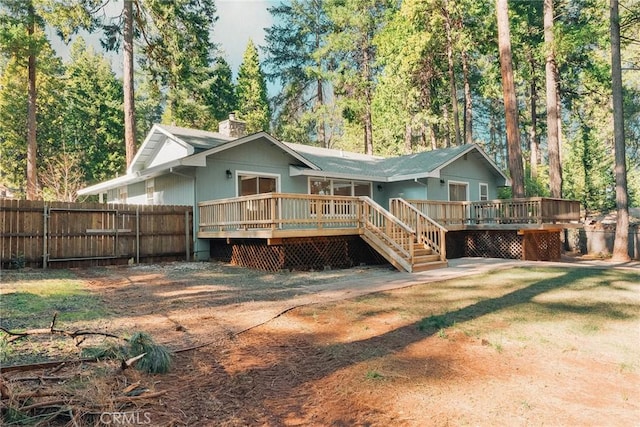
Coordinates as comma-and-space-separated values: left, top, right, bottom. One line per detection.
405, 197, 581, 230
198, 193, 581, 272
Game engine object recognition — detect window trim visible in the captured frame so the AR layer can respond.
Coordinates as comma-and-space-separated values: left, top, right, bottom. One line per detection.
448, 180, 469, 202
307, 177, 372, 197
146, 178, 155, 205
235, 170, 281, 196
479, 183, 489, 201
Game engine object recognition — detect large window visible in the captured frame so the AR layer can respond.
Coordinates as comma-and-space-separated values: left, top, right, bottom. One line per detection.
238, 174, 278, 196
309, 178, 371, 197
448, 181, 468, 201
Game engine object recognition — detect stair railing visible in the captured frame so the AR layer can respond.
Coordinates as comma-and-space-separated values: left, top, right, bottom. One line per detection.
359, 196, 415, 271
390, 198, 448, 262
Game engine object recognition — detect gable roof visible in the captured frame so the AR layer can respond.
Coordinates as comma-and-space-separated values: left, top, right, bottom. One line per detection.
128, 124, 233, 174
79, 124, 509, 196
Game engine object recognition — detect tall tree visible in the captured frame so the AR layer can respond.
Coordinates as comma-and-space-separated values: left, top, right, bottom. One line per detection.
0, 42, 64, 198
610, 0, 630, 261
101, 0, 218, 150
140, 0, 218, 129
0, 1, 42, 199
323, 0, 392, 155
495, 0, 525, 198
544, 0, 562, 198
264, 0, 332, 146
123, 0, 135, 166
236, 39, 271, 133
442, 0, 461, 146
63, 38, 124, 184
205, 56, 237, 123
0, 0, 95, 198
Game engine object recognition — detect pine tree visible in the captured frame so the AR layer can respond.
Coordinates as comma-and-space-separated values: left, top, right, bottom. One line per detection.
0, 41, 65, 198
264, 0, 332, 145
322, 0, 392, 155
63, 37, 124, 184
496, 0, 525, 198
205, 56, 237, 123
140, 0, 218, 129
236, 40, 271, 133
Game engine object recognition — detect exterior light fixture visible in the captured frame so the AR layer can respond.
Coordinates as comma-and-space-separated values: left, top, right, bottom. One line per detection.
226, 169, 232, 179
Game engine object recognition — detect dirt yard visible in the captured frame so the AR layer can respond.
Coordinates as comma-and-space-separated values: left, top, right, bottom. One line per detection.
2, 259, 639, 426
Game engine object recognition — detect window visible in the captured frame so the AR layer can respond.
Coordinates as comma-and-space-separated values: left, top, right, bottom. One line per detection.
238, 174, 278, 196
146, 179, 155, 205
479, 183, 489, 201
308, 178, 371, 197
118, 187, 128, 203
448, 182, 468, 201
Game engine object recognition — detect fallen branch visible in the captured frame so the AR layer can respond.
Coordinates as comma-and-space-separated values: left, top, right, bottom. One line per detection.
9, 375, 73, 382
112, 390, 168, 402
0, 312, 127, 344
18, 399, 70, 413
0, 357, 98, 374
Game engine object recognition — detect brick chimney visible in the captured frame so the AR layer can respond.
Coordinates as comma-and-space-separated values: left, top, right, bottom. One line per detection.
218, 113, 247, 138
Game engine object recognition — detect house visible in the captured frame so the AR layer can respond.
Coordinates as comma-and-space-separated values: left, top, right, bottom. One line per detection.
79, 116, 579, 271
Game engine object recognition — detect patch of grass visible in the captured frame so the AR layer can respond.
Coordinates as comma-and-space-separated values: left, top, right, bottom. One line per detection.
581, 323, 601, 334
0, 274, 108, 329
619, 362, 635, 373
417, 314, 450, 332
365, 370, 384, 380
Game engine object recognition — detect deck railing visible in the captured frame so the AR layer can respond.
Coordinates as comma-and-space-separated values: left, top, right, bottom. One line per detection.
198, 193, 361, 233
407, 197, 581, 226
390, 198, 447, 262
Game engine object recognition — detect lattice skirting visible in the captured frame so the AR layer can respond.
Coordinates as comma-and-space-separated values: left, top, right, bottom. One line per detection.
446, 230, 561, 261
209, 237, 387, 272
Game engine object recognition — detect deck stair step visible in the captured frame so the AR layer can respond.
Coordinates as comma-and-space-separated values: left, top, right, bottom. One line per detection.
412, 260, 448, 272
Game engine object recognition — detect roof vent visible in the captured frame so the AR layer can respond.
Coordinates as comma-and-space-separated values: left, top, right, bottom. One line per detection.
219, 113, 247, 138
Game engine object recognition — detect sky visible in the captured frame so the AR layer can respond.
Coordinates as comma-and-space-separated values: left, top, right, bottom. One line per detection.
48, 0, 278, 86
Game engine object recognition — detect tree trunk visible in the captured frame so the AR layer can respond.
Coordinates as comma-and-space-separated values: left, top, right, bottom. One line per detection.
123, 0, 137, 167
404, 122, 412, 154
528, 50, 539, 180
317, 78, 327, 148
443, 107, 451, 148
26, 2, 37, 200
610, 0, 630, 261
496, 0, 525, 198
544, 0, 562, 198
316, 28, 327, 148
462, 49, 473, 145
443, 0, 461, 146
362, 46, 373, 155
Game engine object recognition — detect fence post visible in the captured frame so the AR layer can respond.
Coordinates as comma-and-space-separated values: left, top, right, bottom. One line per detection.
42, 204, 48, 269
185, 209, 190, 261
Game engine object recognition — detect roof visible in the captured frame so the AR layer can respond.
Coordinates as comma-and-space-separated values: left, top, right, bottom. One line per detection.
287, 142, 509, 184
79, 124, 509, 196
128, 124, 233, 174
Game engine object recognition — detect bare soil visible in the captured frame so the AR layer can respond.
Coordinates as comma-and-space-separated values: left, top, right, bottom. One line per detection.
4, 260, 640, 426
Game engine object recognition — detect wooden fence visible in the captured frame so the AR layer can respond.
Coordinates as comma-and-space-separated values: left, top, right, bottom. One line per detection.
1, 200, 192, 269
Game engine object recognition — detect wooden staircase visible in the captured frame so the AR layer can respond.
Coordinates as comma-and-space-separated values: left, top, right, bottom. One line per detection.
412, 244, 448, 272
360, 197, 448, 273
